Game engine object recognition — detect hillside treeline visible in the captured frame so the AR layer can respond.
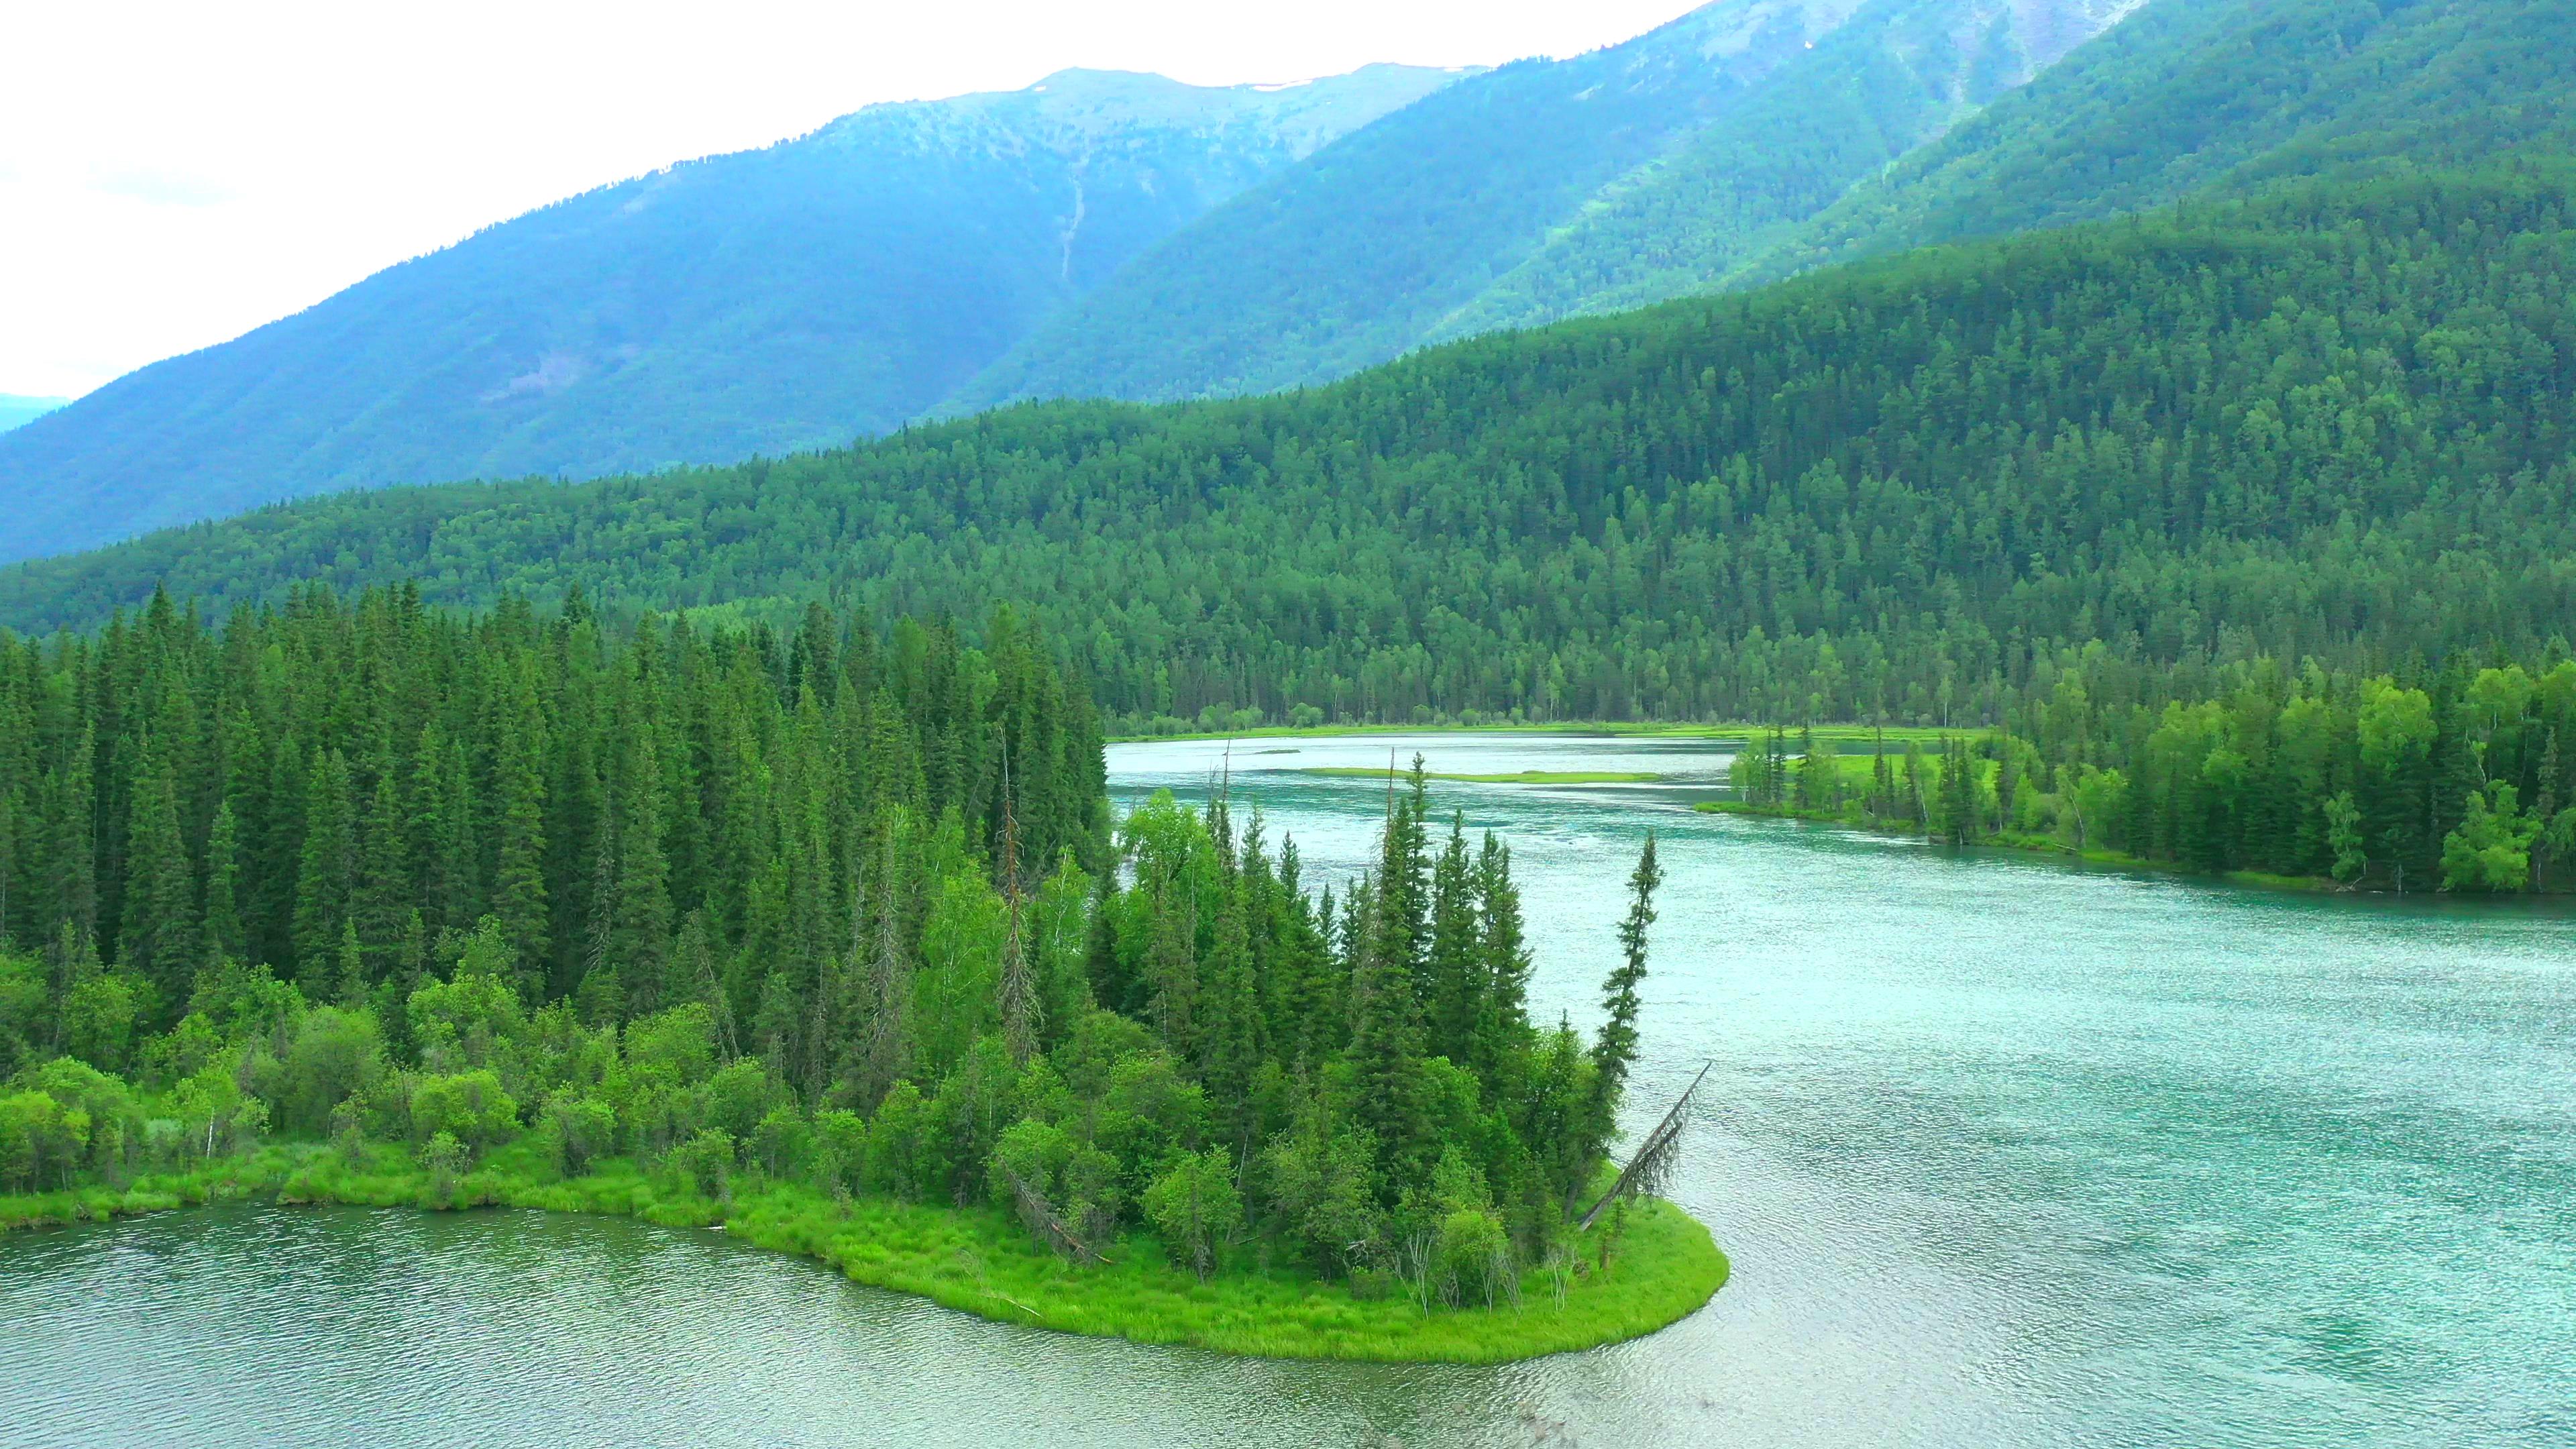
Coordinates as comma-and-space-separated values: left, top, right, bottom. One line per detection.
4, 168, 2572, 736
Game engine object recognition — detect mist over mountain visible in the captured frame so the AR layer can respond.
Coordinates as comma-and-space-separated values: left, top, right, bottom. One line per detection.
0, 64, 1458, 564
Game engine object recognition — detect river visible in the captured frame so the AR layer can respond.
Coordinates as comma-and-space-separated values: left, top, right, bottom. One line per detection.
4, 734, 2570, 1448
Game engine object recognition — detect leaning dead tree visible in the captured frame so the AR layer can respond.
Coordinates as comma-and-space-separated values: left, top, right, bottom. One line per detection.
1001, 1165, 1110, 1266
1576, 1059, 1714, 1232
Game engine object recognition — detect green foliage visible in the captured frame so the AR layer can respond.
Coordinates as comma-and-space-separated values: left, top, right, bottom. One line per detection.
540, 1095, 619, 1177
1141, 1147, 1244, 1281
2442, 785, 2542, 893
669, 1128, 736, 1198
13, 168, 2576, 750
410, 1071, 519, 1157
265, 1006, 385, 1136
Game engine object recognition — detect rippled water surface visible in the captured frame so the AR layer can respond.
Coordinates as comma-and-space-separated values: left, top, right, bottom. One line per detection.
6, 733, 2572, 1448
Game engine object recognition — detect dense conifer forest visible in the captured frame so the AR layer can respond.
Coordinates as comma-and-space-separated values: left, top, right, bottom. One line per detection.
6, 169, 2571, 901
0, 587, 1674, 1312
7, 168, 2570, 735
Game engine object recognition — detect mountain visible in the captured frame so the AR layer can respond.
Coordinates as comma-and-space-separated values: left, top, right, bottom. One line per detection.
1728, 0, 2576, 284
11, 166, 2571, 733
949, 0, 2141, 411
0, 64, 1459, 565
0, 396, 64, 433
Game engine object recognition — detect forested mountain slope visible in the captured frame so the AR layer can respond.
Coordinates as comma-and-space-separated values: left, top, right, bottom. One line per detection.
1732, 0, 2576, 284
954, 0, 2135, 410
9, 168, 2571, 736
0, 66, 1457, 566
0, 397, 64, 435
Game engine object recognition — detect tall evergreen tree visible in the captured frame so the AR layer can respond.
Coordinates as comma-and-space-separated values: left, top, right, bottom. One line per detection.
1472, 831, 1532, 1089
1426, 811, 1483, 1067
489, 667, 551, 996
117, 747, 195, 1007
1587, 831, 1662, 1171
291, 749, 356, 987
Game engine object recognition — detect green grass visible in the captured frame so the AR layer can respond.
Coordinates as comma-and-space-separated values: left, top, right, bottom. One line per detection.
1, 1147, 1727, 1364
1299, 767, 1662, 785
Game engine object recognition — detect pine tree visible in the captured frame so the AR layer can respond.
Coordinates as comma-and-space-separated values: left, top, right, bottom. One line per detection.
1144, 867, 1200, 1059
118, 749, 197, 1009
1348, 765, 1436, 1205
354, 767, 410, 981
50, 726, 97, 941
1587, 831, 1662, 1177
852, 824, 910, 1108
291, 749, 356, 987
201, 799, 246, 966
1870, 727, 1894, 818
995, 749, 1039, 1067
337, 916, 366, 1006
1426, 811, 1483, 1066
490, 670, 551, 998
1471, 831, 1532, 1090
409, 724, 471, 933
610, 731, 673, 1020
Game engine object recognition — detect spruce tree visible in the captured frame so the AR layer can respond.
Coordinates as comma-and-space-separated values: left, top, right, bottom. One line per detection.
118, 749, 196, 1010
50, 726, 97, 941
201, 799, 246, 966
610, 731, 673, 1020
489, 673, 551, 998
1349, 767, 1436, 1204
354, 768, 411, 981
291, 749, 356, 987
1426, 811, 1483, 1066
1587, 831, 1662, 1171
1472, 831, 1532, 1089
995, 752, 1038, 1067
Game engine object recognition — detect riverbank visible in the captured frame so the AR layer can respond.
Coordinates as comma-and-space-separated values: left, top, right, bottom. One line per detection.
0, 1146, 1727, 1364
1112, 720, 1954, 746
1693, 800, 2352, 894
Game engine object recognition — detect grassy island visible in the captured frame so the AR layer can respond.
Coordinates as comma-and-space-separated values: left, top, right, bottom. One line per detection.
0, 593, 1726, 1364
2, 1145, 1724, 1362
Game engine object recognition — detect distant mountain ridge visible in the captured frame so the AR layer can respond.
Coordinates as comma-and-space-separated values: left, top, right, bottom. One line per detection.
1724, 0, 2576, 284
0, 396, 64, 434
957, 0, 2139, 411
8, 0, 2573, 570
0, 63, 1459, 564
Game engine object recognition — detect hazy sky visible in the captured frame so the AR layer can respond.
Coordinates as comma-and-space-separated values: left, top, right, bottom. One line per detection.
1, 0, 1707, 400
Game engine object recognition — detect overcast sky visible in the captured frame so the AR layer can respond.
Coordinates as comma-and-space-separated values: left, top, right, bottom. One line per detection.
1, 0, 1707, 400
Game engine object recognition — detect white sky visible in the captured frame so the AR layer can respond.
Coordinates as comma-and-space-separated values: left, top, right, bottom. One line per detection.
0, 0, 1707, 400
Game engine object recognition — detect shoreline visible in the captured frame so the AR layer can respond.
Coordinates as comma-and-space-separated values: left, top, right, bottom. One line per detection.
0, 1149, 1729, 1364
1691, 801, 2576, 902
1110, 721, 1955, 746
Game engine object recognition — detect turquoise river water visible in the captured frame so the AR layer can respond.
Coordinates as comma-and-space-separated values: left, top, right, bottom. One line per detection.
2, 733, 2569, 1448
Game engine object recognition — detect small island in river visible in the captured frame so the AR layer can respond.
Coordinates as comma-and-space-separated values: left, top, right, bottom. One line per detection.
0, 601, 1724, 1364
